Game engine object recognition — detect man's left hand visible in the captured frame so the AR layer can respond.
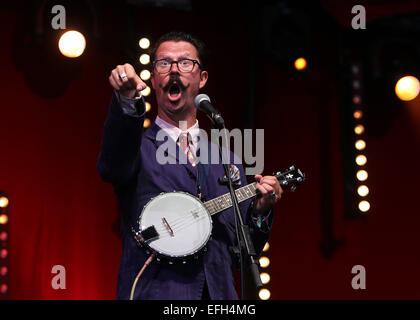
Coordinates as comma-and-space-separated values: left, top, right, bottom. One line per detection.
254, 175, 283, 215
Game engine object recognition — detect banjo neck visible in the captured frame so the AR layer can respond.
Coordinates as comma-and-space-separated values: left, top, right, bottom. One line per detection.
202, 165, 306, 216
203, 183, 257, 216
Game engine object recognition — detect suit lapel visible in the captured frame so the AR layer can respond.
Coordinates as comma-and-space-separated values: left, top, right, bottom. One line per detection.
144, 122, 198, 179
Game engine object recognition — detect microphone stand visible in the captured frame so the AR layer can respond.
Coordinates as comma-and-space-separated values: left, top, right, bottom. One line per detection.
209, 113, 263, 300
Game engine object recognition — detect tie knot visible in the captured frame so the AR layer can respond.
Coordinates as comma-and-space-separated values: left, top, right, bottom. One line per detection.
178, 131, 191, 150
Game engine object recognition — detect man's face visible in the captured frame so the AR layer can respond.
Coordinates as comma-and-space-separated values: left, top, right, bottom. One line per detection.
151, 41, 208, 118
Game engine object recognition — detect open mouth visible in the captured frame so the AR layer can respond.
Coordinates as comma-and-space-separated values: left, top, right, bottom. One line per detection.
167, 83, 182, 101
169, 83, 181, 97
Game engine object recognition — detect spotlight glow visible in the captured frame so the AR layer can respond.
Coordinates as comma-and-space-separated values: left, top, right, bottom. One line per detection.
58, 30, 86, 58
0, 232, 7, 241
356, 155, 367, 166
145, 102, 151, 112
139, 54, 150, 65
0, 284, 7, 294
395, 76, 420, 101
259, 288, 271, 300
0, 197, 8, 208
143, 118, 151, 128
262, 242, 270, 252
0, 214, 8, 225
260, 272, 271, 284
140, 70, 151, 81
294, 57, 307, 70
356, 170, 368, 181
355, 139, 366, 150
0, 266, 7, 276
259, 256, 270, 268
353, 110, 363, 119
353, 96, 361, 104
141, 86, 151, 97
358, 185, 369, 197
354, 125, 365, 135
139, 37, 150, 49
359, 200, 370, 212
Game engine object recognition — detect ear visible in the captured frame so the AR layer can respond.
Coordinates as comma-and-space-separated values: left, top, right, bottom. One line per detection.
199, 71, 208, 89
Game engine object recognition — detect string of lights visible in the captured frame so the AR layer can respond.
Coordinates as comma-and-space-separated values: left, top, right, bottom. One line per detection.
138, 37, 152, 128
351, 63, 370, 214
0, 191, 9, 299
258, 242, 271, 300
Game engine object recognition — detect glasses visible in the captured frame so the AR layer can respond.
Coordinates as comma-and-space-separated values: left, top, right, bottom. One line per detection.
153, 58, 201, 73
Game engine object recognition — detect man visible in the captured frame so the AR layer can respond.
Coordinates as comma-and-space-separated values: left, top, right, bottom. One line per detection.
98, 31, 282, 300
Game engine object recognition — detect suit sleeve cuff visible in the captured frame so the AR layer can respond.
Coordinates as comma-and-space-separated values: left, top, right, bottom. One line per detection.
116, 90, 145, 117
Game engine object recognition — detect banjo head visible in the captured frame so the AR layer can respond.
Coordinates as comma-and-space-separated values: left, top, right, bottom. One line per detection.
138, 191, 212, 259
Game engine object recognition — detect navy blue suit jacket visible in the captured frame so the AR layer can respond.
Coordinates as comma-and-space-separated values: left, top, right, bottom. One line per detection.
97, 93, 273, 299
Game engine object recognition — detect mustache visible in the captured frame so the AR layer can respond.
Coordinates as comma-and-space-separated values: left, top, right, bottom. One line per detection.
162, 74, 188, 91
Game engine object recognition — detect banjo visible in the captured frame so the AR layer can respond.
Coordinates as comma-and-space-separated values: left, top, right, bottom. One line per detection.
132, 166, 305, 263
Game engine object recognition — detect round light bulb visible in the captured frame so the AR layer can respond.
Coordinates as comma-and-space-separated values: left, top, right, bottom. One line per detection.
259, 288, 271, 300
395, 76, 420, 101
356, 170, 368, 181
58, 30, 86, 58
139, 37, 150, 49
359, 200, 370, 212
294, 57, 307, 70
139, 54, 150, 65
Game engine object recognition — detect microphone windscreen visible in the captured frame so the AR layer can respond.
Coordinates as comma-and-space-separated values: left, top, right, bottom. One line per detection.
194, 94, 211, 109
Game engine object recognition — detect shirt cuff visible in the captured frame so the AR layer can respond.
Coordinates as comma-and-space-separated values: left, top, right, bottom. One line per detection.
116, 90, 144, 116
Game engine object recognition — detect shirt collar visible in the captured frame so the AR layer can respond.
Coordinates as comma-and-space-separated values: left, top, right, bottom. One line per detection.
155, 115, 200, 145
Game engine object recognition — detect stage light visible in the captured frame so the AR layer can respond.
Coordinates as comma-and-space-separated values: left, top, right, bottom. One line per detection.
354, 124, 365, 135
141, 86, 151, 97
0, 249, 7, 259
356, 155, 367, 166
260, 272, 271, 285
353, 95, 361, 104
395, 76, 420, 101
140, 70, 151, 81
353, 110, 363, 119
0, 197, 8, 208
356, 170, 368, 181
139, 54, 150, 65
259, 256, 270, 268
0, 284, 7, 294
258, 288, 271, 300
145, 102, 151, 112
0, 215, 7, 225
143, 118, 151, 128
58, 30, 86, 58
359, 200, 370, 212
0, 267, 7, 276
357, 185, 369, 197
355, 139, 366, 150
139, 37, 150, 49
0, 232, 7, 241
262, 242, 270, 252
294, 57, 307, 71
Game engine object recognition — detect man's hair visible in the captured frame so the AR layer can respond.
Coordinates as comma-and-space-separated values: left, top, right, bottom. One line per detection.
150, 31, 208, 71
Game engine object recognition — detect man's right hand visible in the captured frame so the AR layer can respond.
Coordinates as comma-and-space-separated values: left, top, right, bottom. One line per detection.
109, 63, 147, 99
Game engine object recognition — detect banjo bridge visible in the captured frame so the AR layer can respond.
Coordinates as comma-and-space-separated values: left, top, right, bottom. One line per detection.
162, 217, 174, 237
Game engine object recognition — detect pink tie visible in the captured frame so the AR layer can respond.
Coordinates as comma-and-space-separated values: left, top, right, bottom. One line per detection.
178, 132, 195, 166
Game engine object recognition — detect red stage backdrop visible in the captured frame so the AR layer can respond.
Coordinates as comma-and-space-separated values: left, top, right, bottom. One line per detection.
1, 2, 420, 299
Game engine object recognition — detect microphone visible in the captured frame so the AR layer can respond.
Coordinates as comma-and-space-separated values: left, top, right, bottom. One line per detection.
194, 94, 224, 127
